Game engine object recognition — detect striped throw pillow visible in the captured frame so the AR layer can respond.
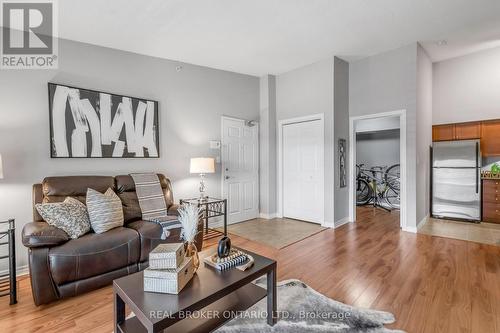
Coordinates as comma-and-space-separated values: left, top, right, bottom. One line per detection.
86, 188, 124, 234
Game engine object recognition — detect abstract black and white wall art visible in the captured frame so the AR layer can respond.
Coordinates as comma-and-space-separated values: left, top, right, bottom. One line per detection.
48, 83, 159, 158
339, 138, 346, 188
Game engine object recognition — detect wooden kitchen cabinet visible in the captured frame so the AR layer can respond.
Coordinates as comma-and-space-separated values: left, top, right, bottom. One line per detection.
432, 122, 481, 141
432, 124, 455, 141
480, 120, 500, 156
455, 122, 480, 140
482, 179, 500, 224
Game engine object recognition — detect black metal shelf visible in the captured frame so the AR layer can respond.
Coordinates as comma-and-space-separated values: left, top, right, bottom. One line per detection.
0, 219, 16, 305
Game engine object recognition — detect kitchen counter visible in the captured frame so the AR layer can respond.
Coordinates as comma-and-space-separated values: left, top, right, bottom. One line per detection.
481, 171, 500, 180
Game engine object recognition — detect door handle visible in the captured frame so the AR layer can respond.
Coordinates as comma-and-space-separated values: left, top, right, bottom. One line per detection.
475, 142, 479, 194
225, 176, 230, 180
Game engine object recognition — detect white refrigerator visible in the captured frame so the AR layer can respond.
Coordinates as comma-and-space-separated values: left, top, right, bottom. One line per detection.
432, 140, 481, 222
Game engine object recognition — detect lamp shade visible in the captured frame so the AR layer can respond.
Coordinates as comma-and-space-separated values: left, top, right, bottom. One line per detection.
0, 154, 3, 179
190, 157, 215, 174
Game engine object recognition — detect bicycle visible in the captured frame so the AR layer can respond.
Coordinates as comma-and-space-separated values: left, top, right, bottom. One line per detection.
356, 164, 400, 210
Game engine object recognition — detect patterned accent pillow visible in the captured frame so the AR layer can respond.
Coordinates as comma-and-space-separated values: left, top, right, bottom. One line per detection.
35, 197, 91, 239
86, 188, 124, 234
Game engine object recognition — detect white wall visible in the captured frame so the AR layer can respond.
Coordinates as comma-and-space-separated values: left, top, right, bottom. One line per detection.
433, 46, 500, 124
0, 35, 259, 271
416, 45, 433, 224
276, 58, 335, 225
350, 43, 418, 230
356, 130, 400, 169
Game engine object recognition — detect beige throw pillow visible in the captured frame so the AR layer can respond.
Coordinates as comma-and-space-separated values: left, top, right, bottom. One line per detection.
35, 197, 91, 239
86, 188, 124, 233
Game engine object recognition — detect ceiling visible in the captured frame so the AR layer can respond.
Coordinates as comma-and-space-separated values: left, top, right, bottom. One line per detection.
54, 0, 500, 76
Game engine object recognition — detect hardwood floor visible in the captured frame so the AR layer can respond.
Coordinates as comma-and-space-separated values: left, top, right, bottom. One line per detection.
1, 206, 499, 333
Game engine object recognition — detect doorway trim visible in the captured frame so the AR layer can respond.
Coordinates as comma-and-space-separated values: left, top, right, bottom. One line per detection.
348, 110, 407, 229
277, 113, 325, 225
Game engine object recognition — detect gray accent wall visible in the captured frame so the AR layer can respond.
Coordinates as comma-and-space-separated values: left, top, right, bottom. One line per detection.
274, 56, 349, 226
276, 58, 335, 225
259, 75, 277, 216
350, 43, 418, 230
333, 58, 350, 224
0, 34, 259, 271
356, 130, 400, 169
416, 44, 433, 225
433, 45, 500, 124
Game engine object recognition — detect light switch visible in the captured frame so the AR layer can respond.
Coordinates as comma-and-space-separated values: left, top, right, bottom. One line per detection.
210, 140, 221, 149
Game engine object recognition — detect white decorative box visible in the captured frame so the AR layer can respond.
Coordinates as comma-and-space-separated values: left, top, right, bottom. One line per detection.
144, 257, 194, 294
149, 243, 185, 269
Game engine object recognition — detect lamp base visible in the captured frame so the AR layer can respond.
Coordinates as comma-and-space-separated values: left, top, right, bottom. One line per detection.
198, 174, 207, 202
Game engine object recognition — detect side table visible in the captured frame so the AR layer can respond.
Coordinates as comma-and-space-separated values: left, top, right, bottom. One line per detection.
0, 219, 16, 305
180, 198, 227, 241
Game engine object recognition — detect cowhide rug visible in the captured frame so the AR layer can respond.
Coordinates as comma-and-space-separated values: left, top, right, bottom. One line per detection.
121, 279, 405, 333
214, 279, 405, 333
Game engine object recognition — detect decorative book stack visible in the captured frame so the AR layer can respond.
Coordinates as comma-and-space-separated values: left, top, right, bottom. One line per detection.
144, 243, 194, 294
203, 249, 250, 271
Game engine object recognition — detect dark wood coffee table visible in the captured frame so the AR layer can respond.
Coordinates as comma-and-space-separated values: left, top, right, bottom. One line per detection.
113, 248, 277, 333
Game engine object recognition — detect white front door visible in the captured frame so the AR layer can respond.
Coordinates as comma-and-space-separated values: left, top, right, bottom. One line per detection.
222, 117, 259, 224
282, 120, 324, 224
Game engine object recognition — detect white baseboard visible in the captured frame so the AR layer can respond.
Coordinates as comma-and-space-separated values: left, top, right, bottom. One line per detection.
321, 220, 334, 228
402, 214, 429, 233
0, 264, 29, 278
334, 216, 350, 228
259, 213, 278, 220
417, 214, 429, 230
402, 226, 418, 233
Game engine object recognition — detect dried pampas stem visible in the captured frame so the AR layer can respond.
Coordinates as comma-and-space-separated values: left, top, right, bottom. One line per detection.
178, 204, 202, 243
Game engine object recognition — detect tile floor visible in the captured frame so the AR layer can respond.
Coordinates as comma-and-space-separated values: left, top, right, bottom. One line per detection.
419, 217, 500, 246
217, 217, 327, 249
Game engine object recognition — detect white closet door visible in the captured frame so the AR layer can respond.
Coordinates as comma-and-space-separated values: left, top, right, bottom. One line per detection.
282, 120, 324, 224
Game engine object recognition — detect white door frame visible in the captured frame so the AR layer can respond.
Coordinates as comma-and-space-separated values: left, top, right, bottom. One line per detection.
277, 113, 325, 225
220, 116, 260, 224
348, 110, 407, 229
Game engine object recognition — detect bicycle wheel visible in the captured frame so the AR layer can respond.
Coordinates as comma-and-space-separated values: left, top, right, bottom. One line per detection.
356, 178, 372, 205
384, 164, 400, 191
384, 187, 400, 209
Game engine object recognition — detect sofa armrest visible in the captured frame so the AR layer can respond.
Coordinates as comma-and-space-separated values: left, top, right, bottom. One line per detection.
22, 222, 69, 248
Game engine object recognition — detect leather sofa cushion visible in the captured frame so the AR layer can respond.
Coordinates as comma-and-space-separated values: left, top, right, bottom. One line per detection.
40, 176, 117, 224
127, 220, 182, 262
57, 264, 138, 299
116, 191, 143, 224
43, 176, 115, 197
115, 174, 174, 223
48, 227, 139, 285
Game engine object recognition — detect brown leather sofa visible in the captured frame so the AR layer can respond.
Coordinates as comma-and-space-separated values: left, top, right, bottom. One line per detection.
22, 174, 203, 306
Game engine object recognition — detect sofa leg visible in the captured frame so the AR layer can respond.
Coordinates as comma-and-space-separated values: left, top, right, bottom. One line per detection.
28, 248, 59, 305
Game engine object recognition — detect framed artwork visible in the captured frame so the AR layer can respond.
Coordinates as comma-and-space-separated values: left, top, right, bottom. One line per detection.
48, 83, 159, 158
339, 138, 346, 188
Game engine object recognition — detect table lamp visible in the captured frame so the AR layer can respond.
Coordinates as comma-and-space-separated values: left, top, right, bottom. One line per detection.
190, 157, 215, 201
0, 154, 3, 179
